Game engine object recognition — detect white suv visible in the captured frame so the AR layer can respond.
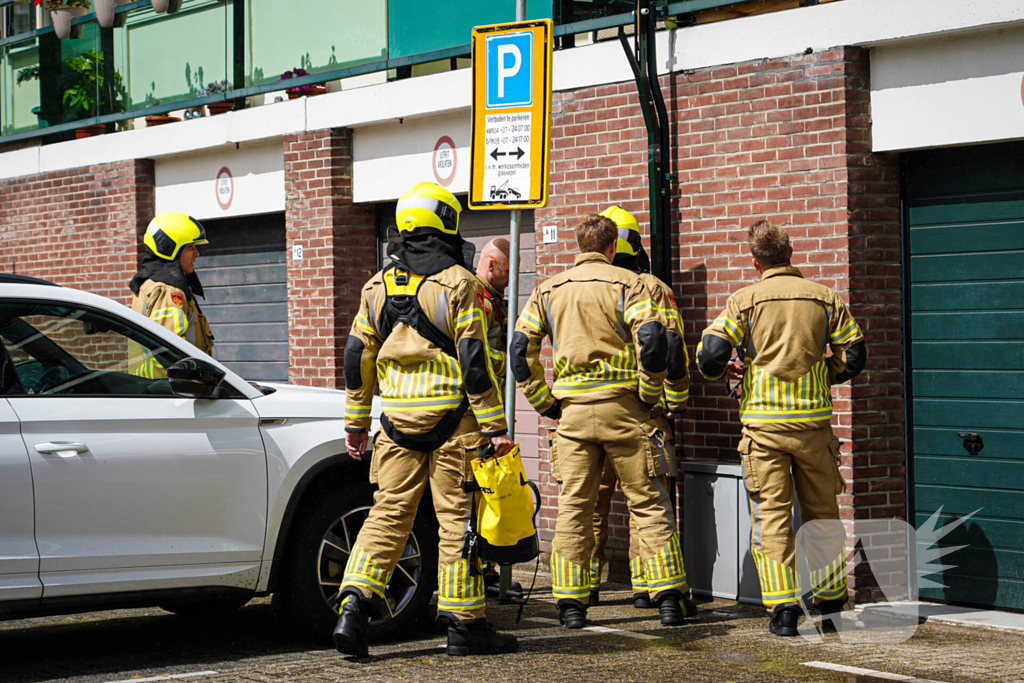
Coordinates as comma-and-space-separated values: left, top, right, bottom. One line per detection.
0, 275, 437, 641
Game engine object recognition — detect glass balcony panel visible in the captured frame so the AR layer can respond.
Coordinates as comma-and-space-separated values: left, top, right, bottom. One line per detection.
0, 35, 41, 135
245, 0, 387, 87
113, 0, 230, 110
56, 23, 104, 123
388, 0, 553, 59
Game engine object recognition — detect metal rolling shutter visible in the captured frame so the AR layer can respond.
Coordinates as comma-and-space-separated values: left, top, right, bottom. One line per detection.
195, 213, 288, 383
906, 141, 1024, 611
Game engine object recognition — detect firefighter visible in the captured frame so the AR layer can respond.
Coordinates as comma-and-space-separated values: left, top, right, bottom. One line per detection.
129, 213, 213, 377
473, 237, 524, 600
695, 220, 866, 637
336, 182, 517, 658
511, 213, 689, 629
588, 206, 695, 618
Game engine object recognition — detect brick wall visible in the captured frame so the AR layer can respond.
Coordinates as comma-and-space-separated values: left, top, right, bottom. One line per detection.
284, 128, 377, 388
533, 47, 905, 597
0, 160, 155, 302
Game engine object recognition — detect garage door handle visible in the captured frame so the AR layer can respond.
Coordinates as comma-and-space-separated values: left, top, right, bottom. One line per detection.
956, 432, 984, 456
35, 442, 89, 458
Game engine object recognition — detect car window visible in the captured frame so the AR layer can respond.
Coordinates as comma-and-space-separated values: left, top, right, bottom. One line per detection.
0, 301, 188, 397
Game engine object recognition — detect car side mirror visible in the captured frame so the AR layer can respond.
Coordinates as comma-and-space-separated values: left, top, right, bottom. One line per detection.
167, 357, 227, 399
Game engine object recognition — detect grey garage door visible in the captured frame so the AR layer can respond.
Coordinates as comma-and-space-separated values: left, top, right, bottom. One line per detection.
196, 213, 288, 383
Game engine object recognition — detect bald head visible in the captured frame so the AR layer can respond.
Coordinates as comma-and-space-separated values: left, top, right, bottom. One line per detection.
476, 238, 511, 293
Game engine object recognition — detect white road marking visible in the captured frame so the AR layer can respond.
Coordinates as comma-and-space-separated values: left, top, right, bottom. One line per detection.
802, 661, 948, 683
523, 616, 662, 640
103, 671, 219, 683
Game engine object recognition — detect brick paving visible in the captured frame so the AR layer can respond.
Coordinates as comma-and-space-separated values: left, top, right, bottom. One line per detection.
2, 574, 1021, 683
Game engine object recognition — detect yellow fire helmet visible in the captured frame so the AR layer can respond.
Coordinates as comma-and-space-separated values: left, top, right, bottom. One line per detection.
143, 213, 209, 261
396, 182, 462, 236
600, 205, 642, 257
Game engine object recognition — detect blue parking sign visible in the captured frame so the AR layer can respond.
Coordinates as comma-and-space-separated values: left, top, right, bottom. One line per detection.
486, 31, 533, 109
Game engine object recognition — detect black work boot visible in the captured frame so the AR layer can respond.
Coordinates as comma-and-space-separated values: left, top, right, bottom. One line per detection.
632, 592, 652, 609
682, 592, 699, 619
654, 590, 687, 626
816, 598, 846, 633
446, 620, 519, 656
333, 593, 371, 657
768, 603, 801, 637
558, 600, 587, 629
588, 589, 600, 607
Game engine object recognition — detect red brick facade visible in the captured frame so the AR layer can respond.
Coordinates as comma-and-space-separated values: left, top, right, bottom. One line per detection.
284, 128, 377, 388
0, 160, 155, 303
533, 47, 904, 596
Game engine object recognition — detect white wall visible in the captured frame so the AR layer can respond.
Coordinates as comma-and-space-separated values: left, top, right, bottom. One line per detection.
352, 113, 470, 203
871, 26, 1024, 152
155, 141, 284, 219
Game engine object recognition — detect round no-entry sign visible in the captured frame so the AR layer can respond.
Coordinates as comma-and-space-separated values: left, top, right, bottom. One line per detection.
215, 166, 234, 210
433, 136, 457, 187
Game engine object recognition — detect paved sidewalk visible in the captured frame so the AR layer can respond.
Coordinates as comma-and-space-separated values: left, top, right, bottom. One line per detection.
1, 574, 1021, 683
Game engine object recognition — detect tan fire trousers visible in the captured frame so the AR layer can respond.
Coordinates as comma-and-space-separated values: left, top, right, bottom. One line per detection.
549, 396, 685, 605
740, 425, 848, 611
591, 415, 680, 595
339, 414, 490, 621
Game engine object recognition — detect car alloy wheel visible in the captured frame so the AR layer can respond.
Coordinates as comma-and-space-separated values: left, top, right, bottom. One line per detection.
316, 505, 423, 626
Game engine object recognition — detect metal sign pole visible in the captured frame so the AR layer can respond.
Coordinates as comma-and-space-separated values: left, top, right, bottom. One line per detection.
498, 0, 529, 604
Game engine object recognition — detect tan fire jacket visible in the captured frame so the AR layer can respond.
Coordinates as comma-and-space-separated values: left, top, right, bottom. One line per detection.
696, 266, 865, 430
511, 252, 668, 415
640, 272, 690, 413
476, 277, 508, 400
130, 279, 214, 378
344, 263, 508, 438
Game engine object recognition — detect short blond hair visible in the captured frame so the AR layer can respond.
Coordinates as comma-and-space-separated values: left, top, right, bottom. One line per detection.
747, 220, 791, 266
576, 214, 618, 254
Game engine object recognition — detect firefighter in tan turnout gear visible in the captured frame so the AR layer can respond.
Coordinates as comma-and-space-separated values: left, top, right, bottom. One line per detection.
588, 207, 695, 617
511, 214, 691, 629
695, 220, 866, 637
129, 213, 214, 378
335, 182, 517, 658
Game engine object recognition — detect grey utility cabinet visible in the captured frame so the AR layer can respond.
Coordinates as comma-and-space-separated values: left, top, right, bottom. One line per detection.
680, 461, 800, 605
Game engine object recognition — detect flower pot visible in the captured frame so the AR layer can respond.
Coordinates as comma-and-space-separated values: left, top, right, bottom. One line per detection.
95, 0, 130, 29
50, 6, 88, 40
75, 124, 106, 139
206, 101, 234, 116
150, 0, 180, 14
145, 115, 181, 127
286, 85, 327, 99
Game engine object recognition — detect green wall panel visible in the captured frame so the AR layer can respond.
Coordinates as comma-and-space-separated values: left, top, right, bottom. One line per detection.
245, 0, 386, 86
915, 484, 1024, 520
912, 398, 1024, 430
914, 456, 1024, 491
916, 512, 1024, 551
911, 280, 1024, 312
911, 341, 1024, 370
915, 427, 1024, 461
388, 0, 552, 59
910, 311, 1024, 340
913, 370, 1024, 400
114, 0, 230, 109
910, 249, 1024, 283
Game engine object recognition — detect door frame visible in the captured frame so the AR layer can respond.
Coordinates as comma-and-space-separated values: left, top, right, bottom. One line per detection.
899, 153, 920, 600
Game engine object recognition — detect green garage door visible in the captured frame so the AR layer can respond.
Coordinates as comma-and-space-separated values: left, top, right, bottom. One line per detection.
907, 141, 1024, 611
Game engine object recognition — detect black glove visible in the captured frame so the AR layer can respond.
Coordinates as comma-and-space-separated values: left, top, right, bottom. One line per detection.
541, 400, 562, 420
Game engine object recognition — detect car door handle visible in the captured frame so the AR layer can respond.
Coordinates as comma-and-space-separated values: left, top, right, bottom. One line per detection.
35, 442, 89, 458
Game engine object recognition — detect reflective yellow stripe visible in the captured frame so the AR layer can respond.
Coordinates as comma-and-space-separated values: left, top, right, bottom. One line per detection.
151, 307, 187, 336
473, 405, 505, 423
751, 547, 799, 605
520, 309, 544, 332
551, 551, 591, 601
714, 316, 742, 345
455, 308, 484, 329
438, 559, 485, 611
340, 544, 392, 600
831, 319, 860, 344
381, 395, 464, 411
644, 533, 687, 593
589, 556, 602, 592
345, 404, 372, 419
624, 299, 653, 324
665, 387, 689, 402
527, 384, 552, 407
355, 314, 375, 334
630, 556, 648, 592
738, 359, 832, 424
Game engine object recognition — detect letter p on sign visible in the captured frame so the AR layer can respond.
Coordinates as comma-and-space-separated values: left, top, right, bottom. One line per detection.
486, 31, 532, 109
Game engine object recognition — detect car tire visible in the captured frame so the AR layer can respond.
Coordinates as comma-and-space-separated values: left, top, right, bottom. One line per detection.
272, 480, 438, 644
160, 595, 252, 618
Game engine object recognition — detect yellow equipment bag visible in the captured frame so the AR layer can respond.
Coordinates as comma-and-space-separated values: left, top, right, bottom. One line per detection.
471, 444, 540, 565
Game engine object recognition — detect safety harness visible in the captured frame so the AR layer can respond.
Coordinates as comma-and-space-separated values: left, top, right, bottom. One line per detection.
376, 263, 470, 452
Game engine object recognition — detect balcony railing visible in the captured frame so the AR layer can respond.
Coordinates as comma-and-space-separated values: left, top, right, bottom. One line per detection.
0, 0, 747, 145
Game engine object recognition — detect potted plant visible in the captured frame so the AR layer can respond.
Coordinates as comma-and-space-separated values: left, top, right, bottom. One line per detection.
279, 68, 327, 99
197, 80, 234, 115
94, 0, 130, 28
60, 49, 125, 138
150, 0, 180, 14
145, 104, 180, 127
45, 0, 90, 40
